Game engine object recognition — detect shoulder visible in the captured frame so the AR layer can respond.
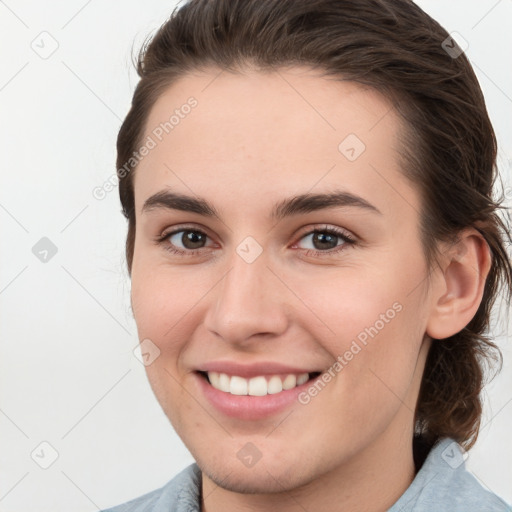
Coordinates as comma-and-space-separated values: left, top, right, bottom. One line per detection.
100, 463, 202, 512
389, 438, 511, 512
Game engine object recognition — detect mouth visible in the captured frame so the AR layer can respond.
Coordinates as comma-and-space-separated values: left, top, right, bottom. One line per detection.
197, 370, 322, 397
194, 364, 326, 420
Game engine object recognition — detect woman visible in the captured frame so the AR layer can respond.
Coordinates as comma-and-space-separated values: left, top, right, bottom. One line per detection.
102, 0, 512, 510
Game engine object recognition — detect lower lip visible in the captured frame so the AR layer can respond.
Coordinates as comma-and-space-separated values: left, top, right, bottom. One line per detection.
195, 373, 315, 420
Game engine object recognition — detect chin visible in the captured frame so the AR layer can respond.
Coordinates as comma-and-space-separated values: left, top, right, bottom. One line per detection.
197, 454, 318, 495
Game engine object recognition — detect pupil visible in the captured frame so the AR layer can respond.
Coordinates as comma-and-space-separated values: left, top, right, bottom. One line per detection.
313, 232, 337, 250
183, 231, 205, 249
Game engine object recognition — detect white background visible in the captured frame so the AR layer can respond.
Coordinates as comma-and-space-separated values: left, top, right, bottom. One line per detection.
1, 1, 511, 510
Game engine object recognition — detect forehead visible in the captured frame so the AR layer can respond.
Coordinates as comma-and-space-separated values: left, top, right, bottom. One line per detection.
134, 66, 418, 221
143, 65, 398, 156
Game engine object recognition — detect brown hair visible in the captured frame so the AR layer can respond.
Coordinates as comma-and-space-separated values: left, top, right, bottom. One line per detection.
116, 0, 512, 451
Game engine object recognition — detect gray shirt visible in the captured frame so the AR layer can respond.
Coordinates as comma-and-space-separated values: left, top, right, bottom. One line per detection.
100, 437, 511, 511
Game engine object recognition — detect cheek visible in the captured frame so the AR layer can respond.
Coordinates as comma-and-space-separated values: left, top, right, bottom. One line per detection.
130, 263, 205, 344
130, 269, 188, 397
289, 266, 409, 350
131, 276, 194, 418
292, 256, 427, 408
130, 262, 217, 403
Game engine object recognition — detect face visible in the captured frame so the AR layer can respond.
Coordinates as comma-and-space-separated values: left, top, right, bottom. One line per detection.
130, 66, 434, 494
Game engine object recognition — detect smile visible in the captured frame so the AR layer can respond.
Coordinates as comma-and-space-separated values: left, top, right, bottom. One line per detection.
195, 362, 324, 419
203, 371, 319, 396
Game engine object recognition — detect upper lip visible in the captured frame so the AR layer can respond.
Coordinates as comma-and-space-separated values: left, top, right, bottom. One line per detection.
198, 361, 321, 378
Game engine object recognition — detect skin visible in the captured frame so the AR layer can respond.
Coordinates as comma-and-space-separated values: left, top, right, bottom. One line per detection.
129, 66, 491, 512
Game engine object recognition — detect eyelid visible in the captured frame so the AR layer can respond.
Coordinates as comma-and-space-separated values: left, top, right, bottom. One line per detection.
293, 224, 356, 242
159, 223, 215, 241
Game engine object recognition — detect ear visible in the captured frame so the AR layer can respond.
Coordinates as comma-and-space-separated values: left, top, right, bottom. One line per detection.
425, 228, 492, 340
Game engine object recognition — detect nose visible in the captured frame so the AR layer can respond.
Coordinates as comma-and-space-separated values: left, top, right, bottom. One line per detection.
203, 247, 289, 346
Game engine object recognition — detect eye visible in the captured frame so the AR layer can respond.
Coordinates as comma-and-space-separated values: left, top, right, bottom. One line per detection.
156, 224, 356, 257
294, 225, 356, 255
156, 227, 214, 255
168, 229, 208, 250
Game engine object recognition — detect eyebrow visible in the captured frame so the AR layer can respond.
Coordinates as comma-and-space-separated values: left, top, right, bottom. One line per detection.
272, 189, 382, 219
141, 189, 382, 219
142, 190, 220, 217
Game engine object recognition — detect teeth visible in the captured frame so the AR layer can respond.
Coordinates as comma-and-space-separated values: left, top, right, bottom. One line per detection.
218, 372, 230, 392
206, 371, 310, 396
230, 376, 248, 395
297, 373, 309, 386
249, 376, 267, 396
282, 374, 296, 390
267, 376, 283, 394
208, 371, 220, 389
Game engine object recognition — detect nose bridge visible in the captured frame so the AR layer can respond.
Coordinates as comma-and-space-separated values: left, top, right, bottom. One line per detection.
204, 244, 287, 342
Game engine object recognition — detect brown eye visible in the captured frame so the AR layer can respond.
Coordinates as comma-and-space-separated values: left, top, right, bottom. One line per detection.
311, 232, 338, 250
297, 228, 355, 253
168, 230, 208, 250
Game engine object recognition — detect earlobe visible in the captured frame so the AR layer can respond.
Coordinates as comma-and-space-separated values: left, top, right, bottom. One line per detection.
425, 229, 491, 340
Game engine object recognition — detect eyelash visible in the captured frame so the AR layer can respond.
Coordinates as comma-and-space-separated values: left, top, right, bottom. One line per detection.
155, 224, 357, 258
